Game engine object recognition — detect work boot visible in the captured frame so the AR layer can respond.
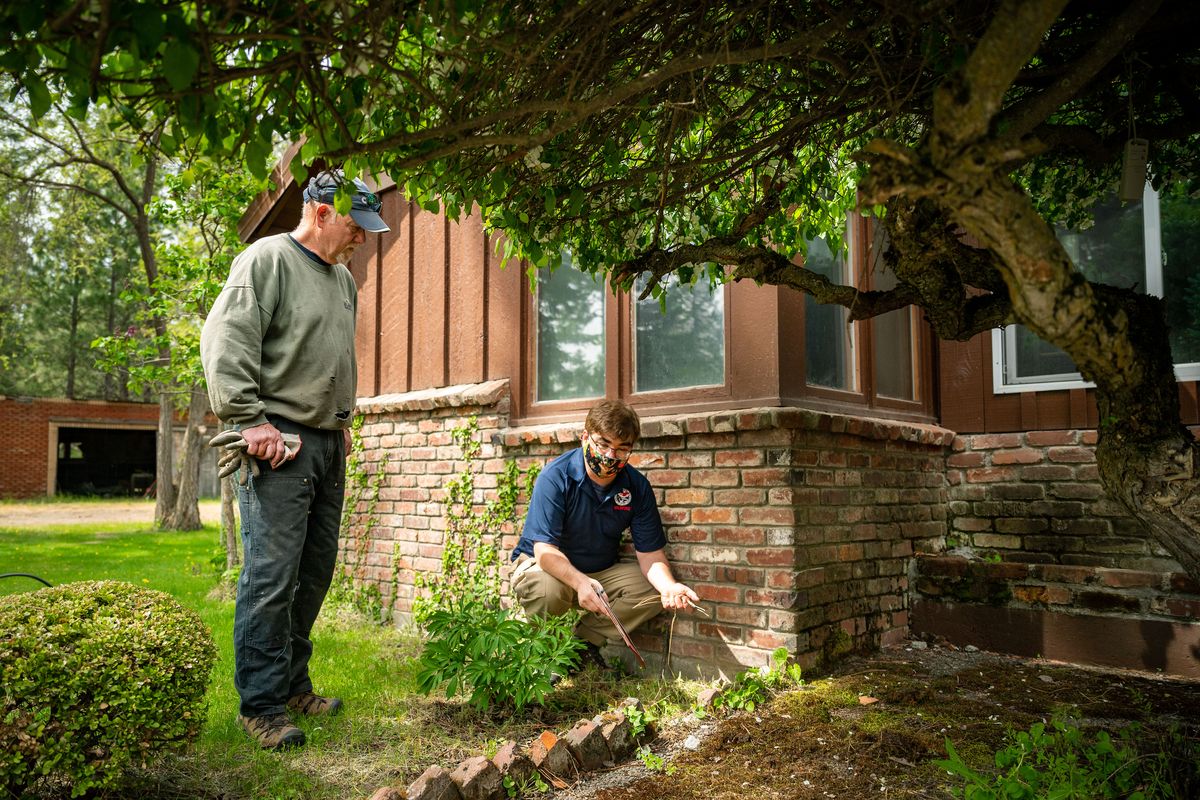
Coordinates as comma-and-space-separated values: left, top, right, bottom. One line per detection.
238, 713, 306, 750
287, 690, 343, 717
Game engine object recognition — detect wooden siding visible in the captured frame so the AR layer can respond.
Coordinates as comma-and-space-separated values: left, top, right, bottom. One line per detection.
940, 332, 1200, 433
243, 180, 940, 425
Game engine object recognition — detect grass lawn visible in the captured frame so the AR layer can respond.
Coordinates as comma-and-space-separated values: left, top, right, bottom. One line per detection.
0, 515, 702, 800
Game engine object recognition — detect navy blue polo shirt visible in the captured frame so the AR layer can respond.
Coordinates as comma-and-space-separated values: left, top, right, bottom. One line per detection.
511, 448, 667, 573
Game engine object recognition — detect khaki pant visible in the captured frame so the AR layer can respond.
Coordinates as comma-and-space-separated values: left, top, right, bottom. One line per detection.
511, 556, 663, 646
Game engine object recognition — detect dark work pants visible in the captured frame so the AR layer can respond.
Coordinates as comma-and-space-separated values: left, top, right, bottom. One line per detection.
233, 416, 345, 717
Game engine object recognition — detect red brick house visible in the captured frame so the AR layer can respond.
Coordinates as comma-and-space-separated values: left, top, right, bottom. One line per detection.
0, 396, 222, 500
240, 156, 1200, 678
0, 396, 159, 498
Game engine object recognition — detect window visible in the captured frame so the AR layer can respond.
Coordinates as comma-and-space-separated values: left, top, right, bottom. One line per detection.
531, 254, 729, 411
804, 235, 858, 392
633, 274, 725, 393
524, 218, 932, 422
993, 186, 1200, 392
802, 222, 922, 408
535, 252, 605, 402
871, 259, 917, 401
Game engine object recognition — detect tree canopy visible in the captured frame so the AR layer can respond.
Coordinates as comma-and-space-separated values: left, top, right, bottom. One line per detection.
4, 0, 1200, 575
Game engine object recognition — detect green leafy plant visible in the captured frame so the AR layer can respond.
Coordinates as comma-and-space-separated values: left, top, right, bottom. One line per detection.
0, 581, 216, 798
938, 717, 1194, 800
712, 646, 803, 713
417, 604, 581, 711
413, 417, 579, 710
635, 745, 676, 775
623, 704, 654, 739
503, 770, 550, 797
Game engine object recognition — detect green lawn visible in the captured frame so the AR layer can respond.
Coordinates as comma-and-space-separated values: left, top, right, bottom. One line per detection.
0, 518, 700, 800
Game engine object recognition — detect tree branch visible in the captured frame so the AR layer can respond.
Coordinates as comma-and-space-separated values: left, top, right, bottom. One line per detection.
933, 0, 1069, 152
1000, 0, 1164, 142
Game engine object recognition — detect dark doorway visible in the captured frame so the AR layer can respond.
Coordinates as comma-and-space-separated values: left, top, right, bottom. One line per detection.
56, 427, 156, 496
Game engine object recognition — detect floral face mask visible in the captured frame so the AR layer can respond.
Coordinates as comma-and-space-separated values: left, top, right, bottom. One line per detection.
582, 433, 630, 478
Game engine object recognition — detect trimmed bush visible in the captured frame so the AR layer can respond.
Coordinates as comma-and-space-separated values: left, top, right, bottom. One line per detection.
0, 581, 217, 798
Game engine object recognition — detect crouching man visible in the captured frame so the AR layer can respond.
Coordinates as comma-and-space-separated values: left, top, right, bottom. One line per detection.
510, 399, 698, 669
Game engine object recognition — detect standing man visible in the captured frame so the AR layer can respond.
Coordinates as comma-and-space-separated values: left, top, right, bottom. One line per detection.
510, 399, 699, 670
201, 170, 388, 750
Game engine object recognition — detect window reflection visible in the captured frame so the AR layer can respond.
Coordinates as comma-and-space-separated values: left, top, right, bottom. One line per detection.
804, 236, 857, 391
871, 256, 916, 400
536, 253, 604, 401
633, 274, 725, 392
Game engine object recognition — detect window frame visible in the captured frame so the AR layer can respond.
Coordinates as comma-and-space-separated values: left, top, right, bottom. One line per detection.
991, 184, 1200, 394
517, 213, 937, 424
523, 269, 733, 420
802, 215, 931, 417
629, 272, 730, 398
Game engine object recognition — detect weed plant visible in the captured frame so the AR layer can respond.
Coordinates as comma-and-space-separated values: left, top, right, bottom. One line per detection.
939, 716, 1200, 799
711, 646, 804, 713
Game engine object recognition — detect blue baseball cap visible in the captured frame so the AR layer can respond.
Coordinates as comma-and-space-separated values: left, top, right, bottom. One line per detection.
303, 170, 390, 233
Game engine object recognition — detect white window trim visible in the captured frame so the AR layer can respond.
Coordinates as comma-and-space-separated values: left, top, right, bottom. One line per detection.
992, 184, 1200, 394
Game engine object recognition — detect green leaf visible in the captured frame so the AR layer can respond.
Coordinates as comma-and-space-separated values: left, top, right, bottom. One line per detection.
289, 159, 309, 185
25, 75, 51, 118
132, 12, 166, 55
162, 43, 200, 91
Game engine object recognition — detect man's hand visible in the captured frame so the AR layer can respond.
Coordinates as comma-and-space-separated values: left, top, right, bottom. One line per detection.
575, 577, 609, 615
343, 427, 353, 454
241, 422, 299, 469
660, 581, 700, 611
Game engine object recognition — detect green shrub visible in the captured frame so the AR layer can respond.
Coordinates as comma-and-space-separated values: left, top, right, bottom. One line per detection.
0, 580, 217, 798
416, 603, 581, 711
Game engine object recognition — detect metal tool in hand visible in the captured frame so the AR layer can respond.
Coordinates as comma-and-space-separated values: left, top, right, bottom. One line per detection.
593, 587, 646, 668
208, 430, 301, 485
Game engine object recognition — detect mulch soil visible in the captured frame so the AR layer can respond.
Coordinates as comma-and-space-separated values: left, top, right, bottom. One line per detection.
586, 643, 1200, 800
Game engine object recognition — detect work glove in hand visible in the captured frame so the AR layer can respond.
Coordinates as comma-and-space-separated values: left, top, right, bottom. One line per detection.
208, 430, 300, 485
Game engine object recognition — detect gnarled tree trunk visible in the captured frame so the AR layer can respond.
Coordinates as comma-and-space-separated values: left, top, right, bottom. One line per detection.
860, 0, 1200, 581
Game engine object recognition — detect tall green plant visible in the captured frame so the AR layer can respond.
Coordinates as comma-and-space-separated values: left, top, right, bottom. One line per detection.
414, 417, 582, 711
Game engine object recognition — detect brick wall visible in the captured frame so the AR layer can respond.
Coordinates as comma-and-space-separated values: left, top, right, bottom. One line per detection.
913, 429, 1200, 677
0, 396, 160, 497
341, 380, 954, 677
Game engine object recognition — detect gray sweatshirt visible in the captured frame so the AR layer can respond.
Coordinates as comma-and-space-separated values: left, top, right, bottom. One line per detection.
201, 234, 358, 429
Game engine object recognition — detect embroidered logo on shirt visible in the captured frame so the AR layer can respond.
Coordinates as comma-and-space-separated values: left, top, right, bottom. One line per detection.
614, 489, 632, 509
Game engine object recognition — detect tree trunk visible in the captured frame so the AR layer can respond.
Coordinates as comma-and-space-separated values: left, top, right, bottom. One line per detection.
852, 0, 1200, 583
162, 385, 208, 531
221, 473, 240, 571
154, 389, 176, 527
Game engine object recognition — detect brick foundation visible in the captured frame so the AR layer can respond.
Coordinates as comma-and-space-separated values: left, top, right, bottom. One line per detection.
914, 430, 1200, 677
342, 393, 1200, 678
341, 380, 954, 676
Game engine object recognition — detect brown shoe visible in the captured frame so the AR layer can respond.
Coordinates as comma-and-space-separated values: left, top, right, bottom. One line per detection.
238, 713, 305, 750
287, 690, 343, 717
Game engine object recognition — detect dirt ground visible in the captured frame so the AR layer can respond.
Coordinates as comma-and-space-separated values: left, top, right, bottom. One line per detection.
572, 643, 1200, 800
0, 499, 222, 528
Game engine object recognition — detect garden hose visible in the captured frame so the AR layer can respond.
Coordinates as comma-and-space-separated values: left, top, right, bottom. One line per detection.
0, 573, 52, 588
